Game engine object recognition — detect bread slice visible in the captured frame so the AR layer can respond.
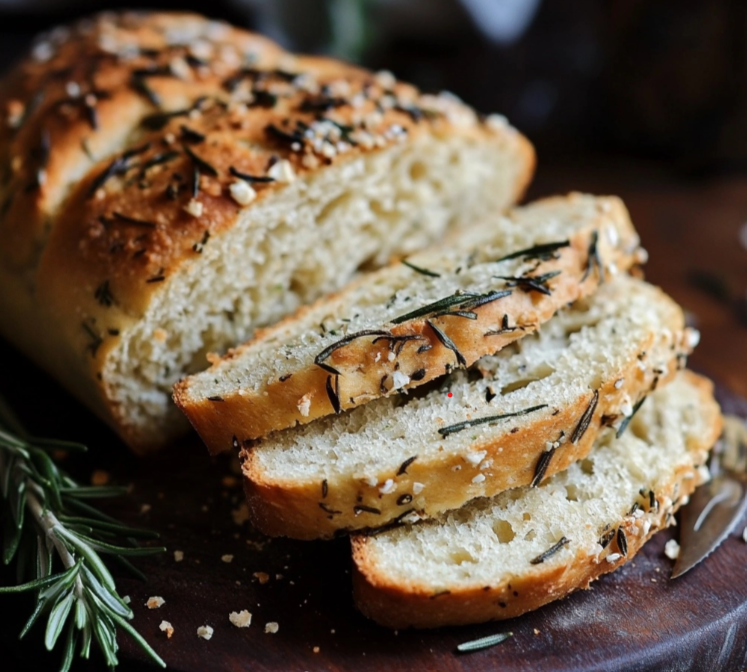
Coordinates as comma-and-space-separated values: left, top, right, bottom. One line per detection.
175, 193, 644, 453
0, 12, 534, 453
351, 371, 721, 629
240, 275, 695, 539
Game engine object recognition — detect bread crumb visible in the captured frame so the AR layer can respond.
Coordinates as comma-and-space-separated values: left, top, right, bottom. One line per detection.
221, 554, 234, 564
254, 571, 270, 584
222, 476, 239, 488
229, 180, 257, 206
197, 625, 214, 640
146, 596, 165, 609
232, 503, 250, 525
174, 550, 184, 562
140, 504, 151, 514
265, 622, 279, 634
313, 646, 320, 653
229, 610, 252, 628
159, 621, 174, 638
91, 469, 110, 486
533, 628, 540, 635
184, 198, 204, 217
664, 539, 680, 560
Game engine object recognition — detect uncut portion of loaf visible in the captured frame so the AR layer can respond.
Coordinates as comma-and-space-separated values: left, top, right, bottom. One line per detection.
351, 371, 722, 629
176, 193, 644, 453
241, 275, 695, 539
0, 11, 533, 453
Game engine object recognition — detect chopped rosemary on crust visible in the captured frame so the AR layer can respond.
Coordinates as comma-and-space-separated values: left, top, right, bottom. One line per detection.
495, 240, 570, 263
397, 455, 418, 475
314, 330, 391, 374
617, 527, 628, 557
530, 536, 570, 565
494, 270, 562, 296
531, 447, 555, 488
94, 280, 116, 307
581, 230, 605, 283
229, 166, 275, 183
391, 290, 510, 325
401, 259, 441, 277
183, 145, 218, 177
616, 397, 647, 438
426, 320, 466, 367
438, 404, 548, 438
325, 375, 341, 414
570, 390, 599, 444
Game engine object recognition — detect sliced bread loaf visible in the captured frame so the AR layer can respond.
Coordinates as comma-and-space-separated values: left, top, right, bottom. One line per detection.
351, 370, 722, 629
0, 12, 534, 452
240, 275, 695, 539
175, 193, 644, 452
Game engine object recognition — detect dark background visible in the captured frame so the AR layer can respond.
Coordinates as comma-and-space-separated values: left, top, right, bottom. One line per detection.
0, 0, 746, 173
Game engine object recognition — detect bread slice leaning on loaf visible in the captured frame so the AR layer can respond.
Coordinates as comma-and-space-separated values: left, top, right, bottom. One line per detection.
0, 11, 533, 453
351, 370, 722, 629
240, 275, 695, 539
175, 193, 644, 453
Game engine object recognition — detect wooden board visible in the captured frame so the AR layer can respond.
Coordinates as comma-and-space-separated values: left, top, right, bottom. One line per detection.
1, 339, 747, 672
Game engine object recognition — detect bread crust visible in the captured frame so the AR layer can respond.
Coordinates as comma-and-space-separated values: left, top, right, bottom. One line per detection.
350, 371, 722, 629
240, 309, 693, 539
0, 11, 533, 452
176, 194, 640, 453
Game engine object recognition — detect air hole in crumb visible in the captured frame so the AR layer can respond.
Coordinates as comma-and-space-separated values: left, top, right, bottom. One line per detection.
409, 161, 427, 181
449, 548, 477, 565
523, 512, 532, 521
524, 529, 536, 541
501, 363, 554, 395
492, 519, 515, 543
580, 459, 595, 476
565, 484, 579, 502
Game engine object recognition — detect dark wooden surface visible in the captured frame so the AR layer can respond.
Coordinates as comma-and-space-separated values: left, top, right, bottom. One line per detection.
2, 159, 747, 672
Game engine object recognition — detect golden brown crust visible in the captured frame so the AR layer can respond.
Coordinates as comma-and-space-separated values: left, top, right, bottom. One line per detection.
350, 371, 722, 629
175, 195, 639, 454
0, 11, 533, 452
240, 318, 691, 539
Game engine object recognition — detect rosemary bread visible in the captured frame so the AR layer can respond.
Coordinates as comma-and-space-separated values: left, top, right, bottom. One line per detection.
0, 11, 533, 453
240, 275, 695, 539
175, 193, 644, 453
352, 370, 722, 629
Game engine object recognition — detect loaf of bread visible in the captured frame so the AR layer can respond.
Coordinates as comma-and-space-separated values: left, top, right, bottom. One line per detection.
175, 193, 644, 453
351, 371, 721, 628
240, 275, 695, 539
0, 11, 533, 452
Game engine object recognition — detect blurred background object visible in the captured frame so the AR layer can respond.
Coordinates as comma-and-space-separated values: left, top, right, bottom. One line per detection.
1, 0, 747, 173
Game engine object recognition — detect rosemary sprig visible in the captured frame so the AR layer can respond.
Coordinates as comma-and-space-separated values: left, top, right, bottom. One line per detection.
0, 397, 165, 671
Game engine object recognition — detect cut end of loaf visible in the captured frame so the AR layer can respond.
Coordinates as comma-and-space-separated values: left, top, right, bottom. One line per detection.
103, 131, 531, 450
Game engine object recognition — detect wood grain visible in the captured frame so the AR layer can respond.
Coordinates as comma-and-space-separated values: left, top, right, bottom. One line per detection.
2, 160, 747, 671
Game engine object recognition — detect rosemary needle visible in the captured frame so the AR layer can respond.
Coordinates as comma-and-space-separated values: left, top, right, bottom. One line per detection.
456, 631, 513, 652
0, 395, 166, 670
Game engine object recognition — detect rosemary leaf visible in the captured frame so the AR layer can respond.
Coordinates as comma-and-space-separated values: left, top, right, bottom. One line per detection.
456, 631, 513, 652
0, 397, 166, 670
